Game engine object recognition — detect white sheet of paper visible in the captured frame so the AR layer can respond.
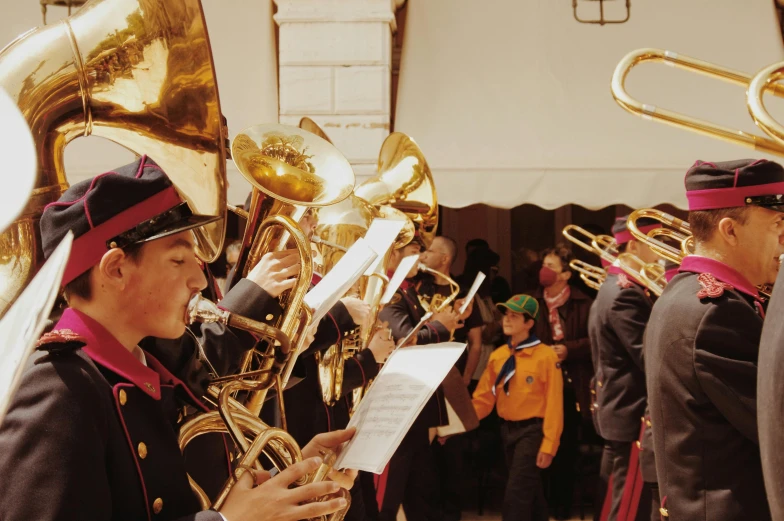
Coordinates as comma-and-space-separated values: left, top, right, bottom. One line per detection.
0, 232, 72, 426
334, 341, 467, 473
304, 238, 378, 325
458, 272, 486, 315
363, 219, 406, 276
380, 255, 419, 305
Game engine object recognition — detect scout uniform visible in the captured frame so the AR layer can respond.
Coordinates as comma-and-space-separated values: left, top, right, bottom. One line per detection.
589, 216, 660, 521
375, 269, 451, 521
645, 159, 781, 521
472, 295, 564, 521
0, 157, 228, 521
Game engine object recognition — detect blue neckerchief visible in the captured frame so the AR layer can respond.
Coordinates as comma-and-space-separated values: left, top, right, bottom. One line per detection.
492, 334, 541, 396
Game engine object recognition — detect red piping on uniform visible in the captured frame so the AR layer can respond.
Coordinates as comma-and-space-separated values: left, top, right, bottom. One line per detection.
323, 402, 332, 432
113, 383, 152, 521
375, 462, 390, 508
328, 312, 341, 344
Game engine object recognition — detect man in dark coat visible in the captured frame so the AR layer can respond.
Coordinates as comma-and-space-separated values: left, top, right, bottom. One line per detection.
588, 216, 661, 521
645, 158, 784, 521
376, 236, 462, 521
0, 156, 356, 521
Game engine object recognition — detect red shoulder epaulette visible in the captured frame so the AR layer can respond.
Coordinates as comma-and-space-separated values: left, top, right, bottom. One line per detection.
36, 329, 87, 349
617, 273, 634, 289
696, 273, 733, 300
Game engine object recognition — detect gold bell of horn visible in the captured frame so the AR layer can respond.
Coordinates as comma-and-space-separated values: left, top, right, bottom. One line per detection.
0, 0, 229, 318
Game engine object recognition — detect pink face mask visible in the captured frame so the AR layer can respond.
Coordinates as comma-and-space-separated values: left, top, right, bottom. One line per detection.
539, 265, 559, 287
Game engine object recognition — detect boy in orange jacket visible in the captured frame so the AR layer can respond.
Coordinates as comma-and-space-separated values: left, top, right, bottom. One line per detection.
473, 294, 564, 521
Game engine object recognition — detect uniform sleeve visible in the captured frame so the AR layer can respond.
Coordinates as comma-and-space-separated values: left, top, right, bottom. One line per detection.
540, 354, 565, 456
300, 301, 358, 359
0, 355, 111, 521
419, 321, 450, 345
694, 297, 762, 443
379, 291, 415, 342
142, 279, 282, 398
609, 287, 652, 372
471, 350, 500, 420
340, 348, 380, 396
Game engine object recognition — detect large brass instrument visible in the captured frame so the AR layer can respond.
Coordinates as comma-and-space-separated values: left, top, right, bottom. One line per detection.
611, 49, 784, 156
562, 224, 665, 295
569, 259, 606, 290
181, 295, 350, 519
0, 0, 229, 318
227, 123, 355, 416
418, 263, 461, 313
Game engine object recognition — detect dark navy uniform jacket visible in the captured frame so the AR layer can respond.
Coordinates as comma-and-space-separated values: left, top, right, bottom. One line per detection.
588, 266, 652, 443
645, 255, 770, 521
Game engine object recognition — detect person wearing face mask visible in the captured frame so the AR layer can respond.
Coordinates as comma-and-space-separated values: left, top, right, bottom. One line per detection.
589, 215, 663, 521
531, 245, 593, 521
646, 159, 784, 521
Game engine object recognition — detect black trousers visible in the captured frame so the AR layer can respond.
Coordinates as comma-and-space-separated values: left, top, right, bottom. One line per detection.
600, 441, 632, 521
433, 433, 468, 521
645, 482, 659, 521
543, 383, 581, 518
378, 425, 440, 521
500, 418, 549, 521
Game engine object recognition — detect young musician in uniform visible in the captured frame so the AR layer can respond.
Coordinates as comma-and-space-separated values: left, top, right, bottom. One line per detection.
645, 158, 784, 521
588, 216, 661, 521
375, 234, 462, 521
0, 157, 357, 521
472, 294, 564, 521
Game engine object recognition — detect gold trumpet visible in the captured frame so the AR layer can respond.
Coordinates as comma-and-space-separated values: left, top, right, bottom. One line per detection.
226, 123, 355, 416
562, 225, 618, 265
616, 253, 665, 297
569, 259, 606, 291
611, 49, 784, 156
0, 0, 229, 318
182, 294, 350, 520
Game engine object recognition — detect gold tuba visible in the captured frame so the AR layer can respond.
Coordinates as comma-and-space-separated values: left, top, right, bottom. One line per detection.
0, 0, 229, 318
226, 123, 355, 416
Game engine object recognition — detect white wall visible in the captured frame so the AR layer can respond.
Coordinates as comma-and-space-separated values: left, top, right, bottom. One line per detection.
0, 0, 279, 205
395, 0, 784, 209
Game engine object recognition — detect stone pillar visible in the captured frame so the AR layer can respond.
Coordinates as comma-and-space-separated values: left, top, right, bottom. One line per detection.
274, 0, 397, 182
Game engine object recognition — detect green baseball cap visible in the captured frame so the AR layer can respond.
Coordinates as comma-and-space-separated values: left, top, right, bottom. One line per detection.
496, 294, 540, 321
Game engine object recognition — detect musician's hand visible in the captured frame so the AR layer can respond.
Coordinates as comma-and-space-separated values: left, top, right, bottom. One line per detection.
368, 322, 394, 363
303, 428, 358, 490
219, 457, 347, 521
536, 451, 554, 469
433, 309, 462, 332
248, 250, 300, 297
340, 297, 370, 330
552, 344, 568, 361
454, 298, 473, 320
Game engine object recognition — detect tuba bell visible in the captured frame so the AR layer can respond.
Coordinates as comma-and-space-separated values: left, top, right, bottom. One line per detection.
0, 0, 229, 318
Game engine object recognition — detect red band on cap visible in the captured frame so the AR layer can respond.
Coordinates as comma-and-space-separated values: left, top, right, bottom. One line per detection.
686, 181, 784, 211
614, 224, 661, 246
62, 187, 182, 285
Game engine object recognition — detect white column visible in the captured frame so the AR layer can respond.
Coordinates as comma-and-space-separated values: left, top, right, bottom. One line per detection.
274, 0, 396, 182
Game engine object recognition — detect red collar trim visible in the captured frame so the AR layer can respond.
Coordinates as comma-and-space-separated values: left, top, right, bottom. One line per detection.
614, 224, 661, 246
679, 256, 760, 300
606, 264, 645, 288
664, 268, 679, 283
312, 272, 323, 285
686, 181, 784, 211
63, 186, 182, 285
54, 309, 163, 400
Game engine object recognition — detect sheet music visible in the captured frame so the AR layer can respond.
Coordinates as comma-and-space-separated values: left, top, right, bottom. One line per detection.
304, 238, 377, 325
334, 342, 466, 473
379, 255, 419, 305
362, 219, 406, 276
458, 272, 486, 315
0, 232, 72, 426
